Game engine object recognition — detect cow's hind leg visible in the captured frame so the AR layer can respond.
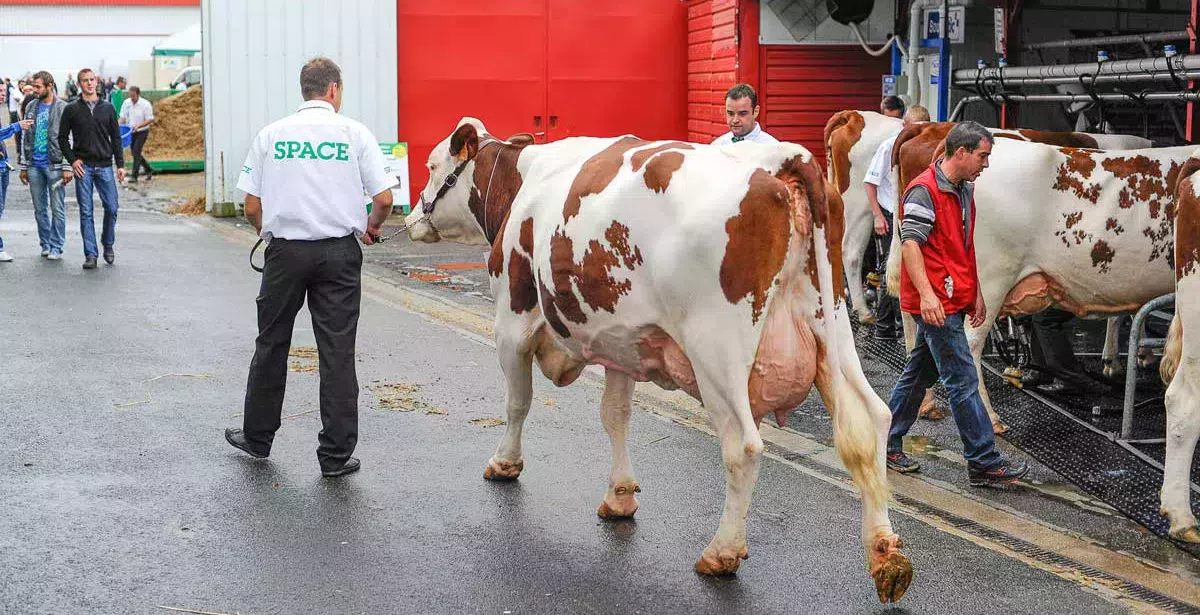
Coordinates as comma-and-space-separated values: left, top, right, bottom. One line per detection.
597, 369, 641, 519
1102, 317, 1125, 379
1161, 314, 1200, 542
684, 331, 762, 576
825, 345, 913, 603
484, 314, 536, 481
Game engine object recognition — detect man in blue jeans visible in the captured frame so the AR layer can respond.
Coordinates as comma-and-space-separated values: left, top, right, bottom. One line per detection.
58, 67, 124, 270
0, 88, 33, 262
886, 121, 1029, 487
18, 71, 69, 260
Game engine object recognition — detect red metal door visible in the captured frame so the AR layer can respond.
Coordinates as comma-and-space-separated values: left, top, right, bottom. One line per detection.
545, 0, 687, 142
397, 0, 548, 202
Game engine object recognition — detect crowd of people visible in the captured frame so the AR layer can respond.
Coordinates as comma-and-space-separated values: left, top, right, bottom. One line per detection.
0, 70, 156, 268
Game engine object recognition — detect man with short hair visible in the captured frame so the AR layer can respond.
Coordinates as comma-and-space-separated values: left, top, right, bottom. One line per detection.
119, 85, 155, 182
19, 71, 69, 260
59, 67, 125, 269
885, 120, 1029, 487
110, 76, 126, 107
64, 73, 79, 102
225, 57, 396, 477
881, 95, 906, 119
711, 84, 778, 145
863, 105, 930, 340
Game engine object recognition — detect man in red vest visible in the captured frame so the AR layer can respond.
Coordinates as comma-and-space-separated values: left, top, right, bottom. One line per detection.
884, 121, 1029, 487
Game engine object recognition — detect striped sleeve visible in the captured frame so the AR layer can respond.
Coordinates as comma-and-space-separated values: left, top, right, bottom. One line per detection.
899, 184, 936, 244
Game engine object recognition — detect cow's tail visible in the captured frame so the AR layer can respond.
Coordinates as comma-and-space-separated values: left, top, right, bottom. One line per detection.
884, 123, 928, 298
1162, 314, 1183, 385
803, 171, 887, 513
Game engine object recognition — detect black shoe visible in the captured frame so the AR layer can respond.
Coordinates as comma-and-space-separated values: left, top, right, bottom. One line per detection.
968, 459, 1029, 487
322, 457, 361, 477
224, 428, 269, 459
873, 327, 901, 341
886, 451, 921, 473
103, 246, 114, 264
82, 256, 97, 270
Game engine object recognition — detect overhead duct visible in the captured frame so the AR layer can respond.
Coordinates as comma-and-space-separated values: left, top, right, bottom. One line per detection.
952, 54, 1200, 82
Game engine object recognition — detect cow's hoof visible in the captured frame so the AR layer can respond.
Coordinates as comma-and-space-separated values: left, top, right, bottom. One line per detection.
597, 482, 641, 519
869, 534, 913, 603
1102, 363, 1124, 379
1162, 509, 1200, 543
694, 545, 749, 576
483, 458, 523, 481
917, 402, 947, 421
992, 421, 1010, 435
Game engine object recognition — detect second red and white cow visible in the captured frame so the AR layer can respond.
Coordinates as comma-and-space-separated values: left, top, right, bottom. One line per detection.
885, 136, 1193, 437
404, 118, 914, 601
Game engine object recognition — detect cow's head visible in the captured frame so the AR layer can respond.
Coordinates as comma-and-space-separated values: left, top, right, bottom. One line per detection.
406, 117, 490, 244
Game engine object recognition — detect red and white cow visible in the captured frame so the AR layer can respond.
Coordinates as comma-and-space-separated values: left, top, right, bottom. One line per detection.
1160, 151, 1200, 543
827, 112, 1148, 326
405, 118, 914, 601
885, 137, 1193, 436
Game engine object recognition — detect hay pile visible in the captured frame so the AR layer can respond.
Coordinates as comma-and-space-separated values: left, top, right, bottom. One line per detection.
142, 86, 203, 161
165, 195, 206, 215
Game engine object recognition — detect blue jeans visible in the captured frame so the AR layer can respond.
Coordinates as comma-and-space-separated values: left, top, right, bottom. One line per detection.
75, 164, 119, 258
28, 165, 67, 254
886, 312, 1002, 469
0, 164, 8, 250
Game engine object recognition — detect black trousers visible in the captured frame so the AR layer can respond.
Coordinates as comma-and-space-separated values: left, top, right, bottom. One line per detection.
243, 235, 363, 470
1030, 308, 1085, 380
874, 211, 901, 330
130, 130, 153, 179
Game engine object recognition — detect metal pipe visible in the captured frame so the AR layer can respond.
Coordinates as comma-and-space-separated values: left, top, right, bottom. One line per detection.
952, 54, 1200, 81
1025, 30, 1188, 51
1122, 293, 1175, 440
905, 0, 969, 108
956, 70, 1200, 86
952, 92, 1200, 120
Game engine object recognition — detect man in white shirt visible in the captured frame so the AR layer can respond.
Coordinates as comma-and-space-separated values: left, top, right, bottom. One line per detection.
225, 57, 397, 477
711, 84, 779, 146
7, 79, 22, 155
862, 104, 930, 339
119, 86, 155, 182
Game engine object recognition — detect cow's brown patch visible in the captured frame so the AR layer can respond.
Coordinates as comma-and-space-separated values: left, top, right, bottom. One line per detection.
1018, 129, 1099, 149
468, 140, 530, 243
1053, 148, 1101, 203
894, 123, 952, 202
545, 221, 644, 322
1099, 156, 1182, 264
563, 136, 645, 224
643, 151, 687, 193
993, 133, 1024, 142
630, 141, 694, 172
823, 111, 865, 193
1176, 157, 1200, 280
720, 169, 792, 323
1105, 218, 1125, 234
507, 217, 537, 313
488, 240, 504, 278
1091, 240, 1116, 273
508, 249, 537, 313
605, 222, 643, 269
1064, 211, 1083, 228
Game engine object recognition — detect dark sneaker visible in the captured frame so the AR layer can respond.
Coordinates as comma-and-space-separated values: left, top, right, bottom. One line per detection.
886, 451, 921, 473
82, 256, 97, 270
103, 246, 114, 264
873, 327, 901, 341
969, 459, 1029, 487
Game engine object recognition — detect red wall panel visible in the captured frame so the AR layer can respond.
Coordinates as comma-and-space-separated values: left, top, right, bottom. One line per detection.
685, 0, 739, 143
759, 44, 888, 162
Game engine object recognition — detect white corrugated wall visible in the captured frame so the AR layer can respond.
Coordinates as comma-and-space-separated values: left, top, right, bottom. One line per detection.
202, 0, 398, 208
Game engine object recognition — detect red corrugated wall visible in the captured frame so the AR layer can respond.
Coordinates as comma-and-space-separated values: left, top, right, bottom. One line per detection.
686, 0, 739, 143
759, 44, 889, 162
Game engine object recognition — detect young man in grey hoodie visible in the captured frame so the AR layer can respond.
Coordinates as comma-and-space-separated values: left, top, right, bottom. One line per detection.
19, 71, 69, 260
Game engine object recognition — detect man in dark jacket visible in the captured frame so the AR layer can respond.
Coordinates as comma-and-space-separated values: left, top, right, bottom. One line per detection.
19, 71, 69, 259
58, 67, 124, 270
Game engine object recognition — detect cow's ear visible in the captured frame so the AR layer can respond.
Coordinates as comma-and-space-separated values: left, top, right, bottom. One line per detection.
450, 123, 480, 162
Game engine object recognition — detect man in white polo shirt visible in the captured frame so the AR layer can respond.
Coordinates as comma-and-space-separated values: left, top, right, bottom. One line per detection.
225, 57, 396, 478
711, 84, 779, 146
119, 86, 155, 182
863, 104, 929, 340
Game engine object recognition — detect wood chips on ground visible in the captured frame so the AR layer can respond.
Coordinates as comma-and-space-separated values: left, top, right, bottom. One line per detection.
142, 86, 203, 160
371, 383, 446, 415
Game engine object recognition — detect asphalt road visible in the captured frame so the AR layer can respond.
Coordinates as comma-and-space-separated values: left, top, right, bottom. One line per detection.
0, 183, 1150, 614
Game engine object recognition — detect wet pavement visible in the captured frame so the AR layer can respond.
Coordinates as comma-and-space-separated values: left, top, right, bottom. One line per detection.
0, 179, 1186, 614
